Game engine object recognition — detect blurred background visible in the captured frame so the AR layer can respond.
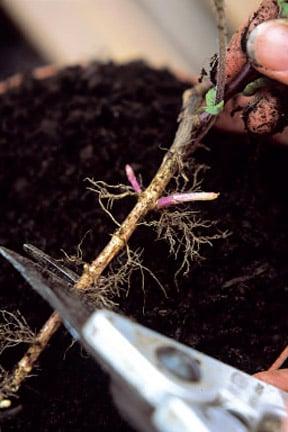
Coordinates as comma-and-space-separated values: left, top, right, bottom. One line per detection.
0, 0, 259, 80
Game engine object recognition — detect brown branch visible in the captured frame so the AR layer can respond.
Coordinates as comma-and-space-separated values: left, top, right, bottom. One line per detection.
0, 312, 61, 400
76, 80, 214, 290
213, 0, 227, 103
75, 0, 228, 291
1, 0, 281, 402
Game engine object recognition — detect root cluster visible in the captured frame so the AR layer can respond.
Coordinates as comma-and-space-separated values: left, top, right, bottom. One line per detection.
0, 311, 35, 355
86, 178, 136, 226
144, 208, 229, 279
0, 311, 36, 402
80, 246, 165, 309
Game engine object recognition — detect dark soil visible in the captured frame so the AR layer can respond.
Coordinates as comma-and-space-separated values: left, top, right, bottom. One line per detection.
0, 61, 287, 431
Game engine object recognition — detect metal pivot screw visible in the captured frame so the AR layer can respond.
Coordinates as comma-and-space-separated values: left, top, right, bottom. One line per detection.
156, 346, 201, 383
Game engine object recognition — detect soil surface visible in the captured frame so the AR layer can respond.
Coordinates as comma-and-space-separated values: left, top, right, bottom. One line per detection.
0, 62, 287, 431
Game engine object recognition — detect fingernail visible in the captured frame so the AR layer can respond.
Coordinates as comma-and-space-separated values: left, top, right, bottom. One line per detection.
247, 19, 288, 71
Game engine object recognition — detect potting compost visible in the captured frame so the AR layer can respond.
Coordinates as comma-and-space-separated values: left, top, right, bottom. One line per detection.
0, 62, 287, 431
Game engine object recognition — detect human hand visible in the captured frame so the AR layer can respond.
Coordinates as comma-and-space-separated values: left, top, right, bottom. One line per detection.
218, 18, 288, 142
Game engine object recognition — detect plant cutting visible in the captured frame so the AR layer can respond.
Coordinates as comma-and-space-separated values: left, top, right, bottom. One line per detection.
0, 0, 287, 430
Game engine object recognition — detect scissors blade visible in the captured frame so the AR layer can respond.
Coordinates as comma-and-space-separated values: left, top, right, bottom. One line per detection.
23, 243, 79, 284
0, 246, 90, 332
0, 248, 286, 432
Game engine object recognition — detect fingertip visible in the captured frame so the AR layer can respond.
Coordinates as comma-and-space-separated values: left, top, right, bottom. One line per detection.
263, 70, 288, 85
254, 369, 288, 392
247, 19, 288, 85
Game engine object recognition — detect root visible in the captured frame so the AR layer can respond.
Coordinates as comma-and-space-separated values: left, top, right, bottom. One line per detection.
168, 154, 209, 194
86, 178, 136, 226
0, 310, 37, 403
0, 310, 35, 355
60, 230, 92, 266
0, 312, 61, 404
80, 246, 166, 309
144, 208, 229, 279
142, 162, 227, 279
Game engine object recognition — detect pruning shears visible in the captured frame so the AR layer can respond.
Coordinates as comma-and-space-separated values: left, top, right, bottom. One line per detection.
0, 245, 286, 432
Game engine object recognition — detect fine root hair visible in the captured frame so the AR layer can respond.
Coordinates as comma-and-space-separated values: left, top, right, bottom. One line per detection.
80, 246, 166, 309
0, 310, 35, 355
86, 178, 136, 226
142, 160, 228, 280
169, 155, 209, 194
61, 230, 92, 266
144, 208, 229, 280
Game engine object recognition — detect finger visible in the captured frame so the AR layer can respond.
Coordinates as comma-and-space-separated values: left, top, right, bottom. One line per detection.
216, 93, 288, 144
225, 0, 278, 84
215, 91, 280, 135
175, 70, 288, 144
254, 369, 288, 392
247, 19, 288, 86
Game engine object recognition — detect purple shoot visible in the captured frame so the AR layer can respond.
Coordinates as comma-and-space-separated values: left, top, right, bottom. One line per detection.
125, 164, 142, 193
157, 192, 219, 209
125, 164, 219, 209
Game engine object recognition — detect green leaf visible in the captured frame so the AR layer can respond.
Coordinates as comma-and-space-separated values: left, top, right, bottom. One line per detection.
278, 0, 288, 17
205, 100, 224, 115
205, 87, 217, 107
204, 87, 224, 116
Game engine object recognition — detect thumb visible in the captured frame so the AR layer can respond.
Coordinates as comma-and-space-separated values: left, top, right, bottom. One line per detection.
247, 19, 288, 85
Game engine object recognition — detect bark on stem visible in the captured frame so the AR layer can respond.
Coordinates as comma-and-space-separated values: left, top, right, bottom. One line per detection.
213, 0, 227, 104
76, 82, 213, 290
75, 0, 232, 290
1, 312, 61, 398
77, 156, 178, 289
